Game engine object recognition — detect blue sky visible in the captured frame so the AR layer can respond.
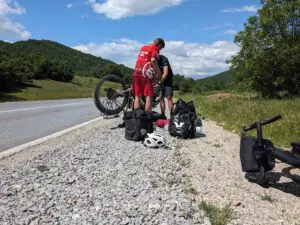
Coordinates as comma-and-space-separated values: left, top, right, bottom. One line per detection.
0, 0, 260, 78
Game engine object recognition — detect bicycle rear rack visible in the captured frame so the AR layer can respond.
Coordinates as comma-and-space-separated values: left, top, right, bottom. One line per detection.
271, 148, 300, 167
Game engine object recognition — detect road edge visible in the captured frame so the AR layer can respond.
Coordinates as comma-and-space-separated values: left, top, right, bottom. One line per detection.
0, 116, 103, 159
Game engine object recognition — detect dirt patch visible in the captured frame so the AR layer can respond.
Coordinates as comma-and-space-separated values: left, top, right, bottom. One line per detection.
207, 93, 233, 100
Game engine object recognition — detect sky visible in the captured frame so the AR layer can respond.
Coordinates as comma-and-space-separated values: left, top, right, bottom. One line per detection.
0, 0, 261, 78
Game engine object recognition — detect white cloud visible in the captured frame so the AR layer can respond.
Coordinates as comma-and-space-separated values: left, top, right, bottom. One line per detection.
200, 23, 234, 31
221, 5, 259, 13
224, 29, 238, 35
0, 0, 26, 16
73, 38, 239, 78
0, 19, 31, 39
67, 3, 73, 9
0, 0, 31, 40
86, 0, 182, 19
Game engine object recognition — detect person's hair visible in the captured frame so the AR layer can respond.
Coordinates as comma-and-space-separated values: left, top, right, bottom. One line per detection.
154, 38, 165, 48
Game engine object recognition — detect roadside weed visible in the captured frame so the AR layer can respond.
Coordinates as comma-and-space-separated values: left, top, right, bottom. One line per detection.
199, 201, 234, 225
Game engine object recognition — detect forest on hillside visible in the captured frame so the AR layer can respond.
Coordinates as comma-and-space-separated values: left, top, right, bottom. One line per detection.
0, 40, 133, 91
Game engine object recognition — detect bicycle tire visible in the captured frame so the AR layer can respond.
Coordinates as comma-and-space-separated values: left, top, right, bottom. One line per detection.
93, 74, 129, 115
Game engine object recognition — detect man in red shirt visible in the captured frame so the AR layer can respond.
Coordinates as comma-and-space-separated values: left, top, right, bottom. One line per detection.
132, 38, 165, 112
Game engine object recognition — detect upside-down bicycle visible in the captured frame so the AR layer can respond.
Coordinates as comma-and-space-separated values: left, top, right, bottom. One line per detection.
240, 115, 300, 186
93, 74, 162, 116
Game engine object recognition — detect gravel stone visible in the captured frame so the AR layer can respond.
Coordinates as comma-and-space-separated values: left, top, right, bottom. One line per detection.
0, 117, 206, 224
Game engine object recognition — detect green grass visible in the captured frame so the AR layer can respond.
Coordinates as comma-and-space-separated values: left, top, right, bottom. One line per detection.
199, 201, 234, 225
0, 76, 101, 102
180, 92, 300, 147
261, 194, 276, 203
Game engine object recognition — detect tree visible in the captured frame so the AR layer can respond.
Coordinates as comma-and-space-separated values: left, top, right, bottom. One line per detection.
0, 52, 35, 91
100, 64, 124, 78
191, 82, 203, 94
46, 60, 74, 82
179, 78, 194, 93
173, 74, 185, 90
229, 0, 300, 97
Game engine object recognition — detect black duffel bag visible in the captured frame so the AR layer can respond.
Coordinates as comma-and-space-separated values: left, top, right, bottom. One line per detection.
169, 99, 196, 139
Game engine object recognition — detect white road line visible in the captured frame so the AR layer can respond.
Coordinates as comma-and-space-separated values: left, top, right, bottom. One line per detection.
0, 116, 103, 159
0, 102, 91, 114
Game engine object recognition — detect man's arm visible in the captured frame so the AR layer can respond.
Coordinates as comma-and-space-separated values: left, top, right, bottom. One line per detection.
159, 66, 169, 84
151, 57, 162, 80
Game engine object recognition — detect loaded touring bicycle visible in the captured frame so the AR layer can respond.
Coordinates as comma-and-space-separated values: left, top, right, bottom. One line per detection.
240, 115, 300, 186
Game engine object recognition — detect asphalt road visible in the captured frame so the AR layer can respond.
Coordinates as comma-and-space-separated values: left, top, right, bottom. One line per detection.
0, 98, 102, 152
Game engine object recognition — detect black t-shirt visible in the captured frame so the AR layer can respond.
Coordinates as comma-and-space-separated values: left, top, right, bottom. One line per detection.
158, 55, 173, 86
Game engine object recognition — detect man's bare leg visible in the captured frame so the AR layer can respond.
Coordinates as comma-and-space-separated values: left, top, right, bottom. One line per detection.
167, 96, 174, 115
160, 98, 166, 115
134, 96, 141, 110
145, 96, 152, 112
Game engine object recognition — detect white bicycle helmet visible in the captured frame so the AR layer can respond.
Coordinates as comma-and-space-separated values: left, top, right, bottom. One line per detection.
144, 133, 166, 148
142, 62, 156, 79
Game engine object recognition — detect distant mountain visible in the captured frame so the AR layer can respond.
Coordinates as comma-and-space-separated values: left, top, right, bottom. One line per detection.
194, 70, 235, 90
0, 39, 133, 78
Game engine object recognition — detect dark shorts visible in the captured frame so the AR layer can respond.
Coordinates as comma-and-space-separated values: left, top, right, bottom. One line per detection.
161, 84, 173, 97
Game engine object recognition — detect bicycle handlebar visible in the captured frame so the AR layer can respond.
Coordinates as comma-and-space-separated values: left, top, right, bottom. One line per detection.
243, 115, 282, 132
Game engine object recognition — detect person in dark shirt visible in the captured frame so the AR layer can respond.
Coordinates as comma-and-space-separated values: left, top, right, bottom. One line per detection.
157, 55, 174, 117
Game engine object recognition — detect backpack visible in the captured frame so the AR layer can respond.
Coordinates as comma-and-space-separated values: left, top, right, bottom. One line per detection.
168, 99, 196, 139
124, 109, 153, 141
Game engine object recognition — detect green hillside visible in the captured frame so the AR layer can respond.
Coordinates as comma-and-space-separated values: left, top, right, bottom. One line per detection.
0, 75, 101, 102
0, 39, 134, 101
0, 39, 133, 78
195, 70, 234, 91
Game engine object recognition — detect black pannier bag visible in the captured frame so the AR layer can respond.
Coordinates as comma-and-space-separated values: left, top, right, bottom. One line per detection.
169, 99, 196, 139
240, 136, 259, 172
240, 135, 275, 172
124, 109, 153, 141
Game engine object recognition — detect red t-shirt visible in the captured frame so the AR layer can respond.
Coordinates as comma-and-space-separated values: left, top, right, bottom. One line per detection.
133, 44, 159, 77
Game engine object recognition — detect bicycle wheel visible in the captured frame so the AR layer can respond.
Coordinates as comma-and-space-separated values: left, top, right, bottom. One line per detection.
93, 74, 129, 115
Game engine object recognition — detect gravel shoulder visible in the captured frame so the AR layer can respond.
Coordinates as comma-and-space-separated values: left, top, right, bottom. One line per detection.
0, 117, 208, 225
180, 119, 300, 225
1, 117, 300, 225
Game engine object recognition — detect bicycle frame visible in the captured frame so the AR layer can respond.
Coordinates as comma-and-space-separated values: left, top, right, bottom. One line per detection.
125, 89, 162, 111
